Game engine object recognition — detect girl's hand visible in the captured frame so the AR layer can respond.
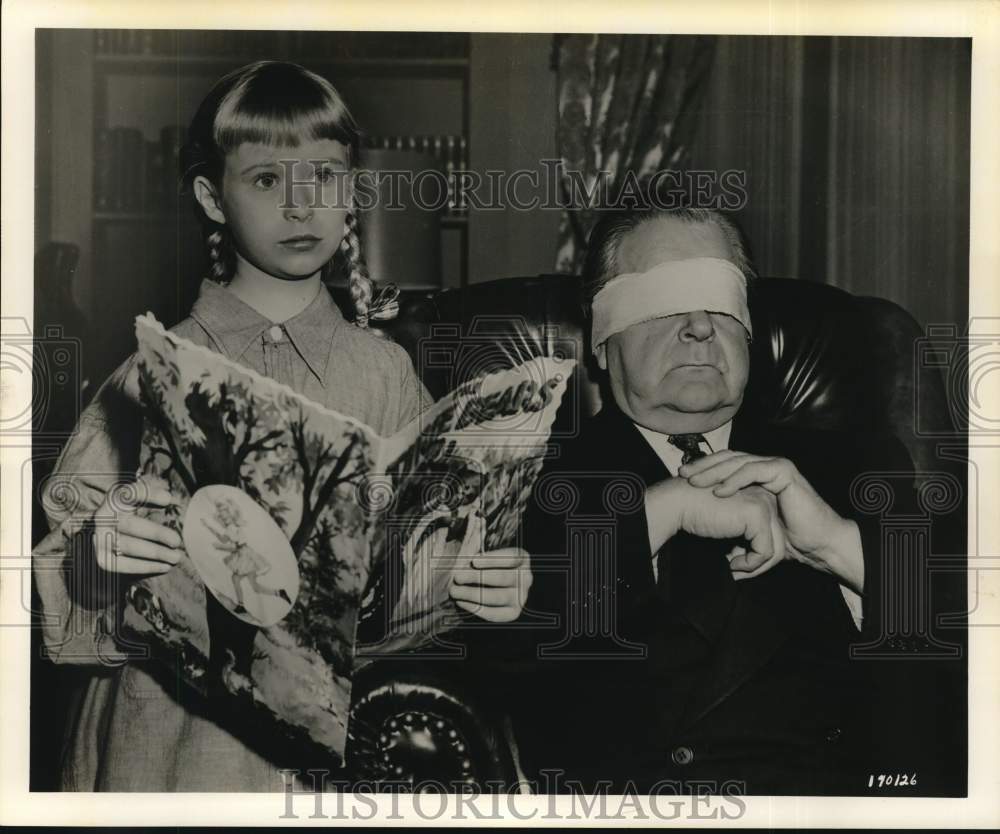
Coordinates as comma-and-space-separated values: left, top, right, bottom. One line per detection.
449, 547, 532, 623
92, 475, 183, 576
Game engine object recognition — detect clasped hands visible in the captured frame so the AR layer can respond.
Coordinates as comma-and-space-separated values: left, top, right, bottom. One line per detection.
646, 452, 864, 592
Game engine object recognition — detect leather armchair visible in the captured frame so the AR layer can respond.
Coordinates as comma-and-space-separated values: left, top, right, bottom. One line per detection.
342, 273, 960, 788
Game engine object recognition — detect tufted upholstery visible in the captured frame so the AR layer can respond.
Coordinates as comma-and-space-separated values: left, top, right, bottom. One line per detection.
347, 660, 516, 787
341, 273, 953, 788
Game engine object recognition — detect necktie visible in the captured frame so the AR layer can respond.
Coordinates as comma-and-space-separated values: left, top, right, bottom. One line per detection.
667, 433, 708, 465
657, 434, 709, 599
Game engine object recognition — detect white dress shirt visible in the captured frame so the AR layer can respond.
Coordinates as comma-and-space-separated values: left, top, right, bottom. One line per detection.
634, 420, 864, 630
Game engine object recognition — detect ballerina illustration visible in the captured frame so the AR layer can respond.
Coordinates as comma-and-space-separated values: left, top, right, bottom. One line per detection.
201, 497, 292, 616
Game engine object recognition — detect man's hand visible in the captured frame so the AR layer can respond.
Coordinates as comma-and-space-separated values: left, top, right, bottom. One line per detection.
449, 547, 532, 623
646, 478, 787, 579
680, 451, 864, 592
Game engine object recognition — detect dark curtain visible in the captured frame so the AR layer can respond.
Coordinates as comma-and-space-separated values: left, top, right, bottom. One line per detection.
825, 37, 969, 329
554, 34, 716, 273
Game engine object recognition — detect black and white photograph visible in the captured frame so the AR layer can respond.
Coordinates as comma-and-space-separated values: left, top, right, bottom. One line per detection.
2, 0, 998, 827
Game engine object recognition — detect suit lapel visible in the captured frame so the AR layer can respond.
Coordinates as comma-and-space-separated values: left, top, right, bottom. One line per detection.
664, 531, 737, 643
677, 416, 796, 728
659, 414, 767, 646
680, 565, 792, 728
596, 407, 797, 725
600, 406, 741, 645
591, 406, 669, 601
594, 405, 670, 487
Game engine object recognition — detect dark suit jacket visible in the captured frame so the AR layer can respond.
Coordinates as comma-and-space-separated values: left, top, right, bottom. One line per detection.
510, 404, 928, 795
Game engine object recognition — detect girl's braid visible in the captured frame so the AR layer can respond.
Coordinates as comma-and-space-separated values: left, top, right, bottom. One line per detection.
206, 228, 229, 284
341, 212, 375, 328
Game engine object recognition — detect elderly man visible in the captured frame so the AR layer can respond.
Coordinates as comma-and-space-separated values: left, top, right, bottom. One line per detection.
513, 206, 915, 795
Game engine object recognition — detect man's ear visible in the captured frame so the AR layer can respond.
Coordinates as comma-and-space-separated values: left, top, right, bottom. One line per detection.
193, 175, 226, 225
595, 344, 608, 371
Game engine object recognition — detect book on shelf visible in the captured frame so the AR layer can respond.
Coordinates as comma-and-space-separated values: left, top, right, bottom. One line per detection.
160, 125, 186, 204
93, 127, 114, 211
93, 124, 187, 214
93, 127, 141, 213
94, 29, 179, 56
361, 134, 469, 218
119, 128, 145, 212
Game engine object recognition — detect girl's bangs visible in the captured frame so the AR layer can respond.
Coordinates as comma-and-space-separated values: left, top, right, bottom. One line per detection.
213, 68, 359, 154
215, 108, 357, 153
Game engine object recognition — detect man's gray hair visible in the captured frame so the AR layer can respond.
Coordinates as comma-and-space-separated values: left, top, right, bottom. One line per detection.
581, 207, 756, 308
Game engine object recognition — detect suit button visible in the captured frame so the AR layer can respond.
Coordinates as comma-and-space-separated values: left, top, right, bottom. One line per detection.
671, 745, 694, 766
826, 727, 842, 742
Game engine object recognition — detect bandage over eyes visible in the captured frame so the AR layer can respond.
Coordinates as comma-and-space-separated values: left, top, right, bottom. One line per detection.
591, 257, 752, 363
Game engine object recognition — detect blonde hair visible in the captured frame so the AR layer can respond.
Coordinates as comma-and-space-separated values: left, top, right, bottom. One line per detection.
180, 60, 384, 327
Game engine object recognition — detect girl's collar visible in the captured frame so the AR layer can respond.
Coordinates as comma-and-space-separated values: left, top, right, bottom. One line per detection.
189, 279, 344, 384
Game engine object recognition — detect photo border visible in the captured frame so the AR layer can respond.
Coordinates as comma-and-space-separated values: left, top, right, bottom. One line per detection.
2, 0, 997, 826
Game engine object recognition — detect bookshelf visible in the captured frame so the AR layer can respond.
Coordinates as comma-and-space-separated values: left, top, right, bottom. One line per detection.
59, 29, 472, 380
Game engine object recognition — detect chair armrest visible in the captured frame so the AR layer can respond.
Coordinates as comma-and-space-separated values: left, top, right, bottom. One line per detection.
346, 660, 517, 790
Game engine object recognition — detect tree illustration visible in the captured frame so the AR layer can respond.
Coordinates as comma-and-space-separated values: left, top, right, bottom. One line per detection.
137, 364, 197, 495
140, 370, 289, 693
286, 409, 369, 557
282, 514, 357, 678
137, 343, 374, 693
184, 380, 285, 489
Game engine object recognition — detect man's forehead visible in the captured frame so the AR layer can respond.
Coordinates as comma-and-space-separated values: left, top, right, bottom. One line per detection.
616, 216, 734, 275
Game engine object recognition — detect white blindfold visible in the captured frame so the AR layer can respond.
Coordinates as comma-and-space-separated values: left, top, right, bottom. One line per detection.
591, 257, 752, 365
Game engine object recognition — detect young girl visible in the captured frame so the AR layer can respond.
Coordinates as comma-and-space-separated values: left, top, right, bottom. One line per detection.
33, 60, 529, 791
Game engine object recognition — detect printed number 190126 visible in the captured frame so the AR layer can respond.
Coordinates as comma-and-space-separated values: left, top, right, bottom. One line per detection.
868, 773, 917, 788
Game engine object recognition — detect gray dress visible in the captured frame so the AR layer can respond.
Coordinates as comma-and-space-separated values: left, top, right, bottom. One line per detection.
33, 280, 430, 791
